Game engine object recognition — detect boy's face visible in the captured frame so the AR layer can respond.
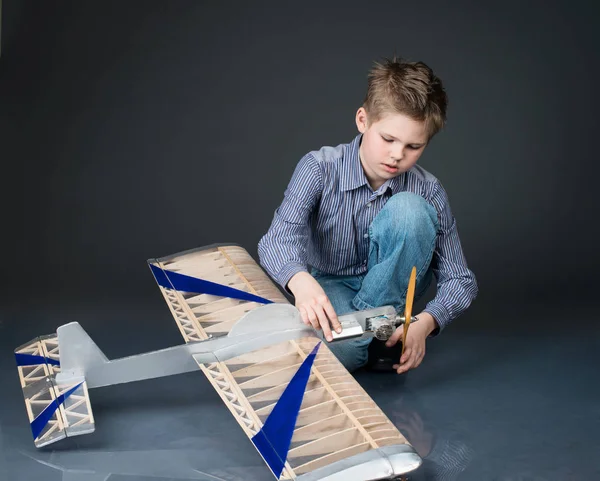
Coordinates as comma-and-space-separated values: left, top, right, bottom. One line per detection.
355, 108, 429, 190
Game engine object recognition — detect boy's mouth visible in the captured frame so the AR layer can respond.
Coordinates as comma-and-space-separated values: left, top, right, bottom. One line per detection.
382, 164, 399, 173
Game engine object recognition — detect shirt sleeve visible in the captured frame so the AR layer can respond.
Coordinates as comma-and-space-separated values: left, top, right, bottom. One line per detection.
423, 181, 479, 333
258, 153, 324, 293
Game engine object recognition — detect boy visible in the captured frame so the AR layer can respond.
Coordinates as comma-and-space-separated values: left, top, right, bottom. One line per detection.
258, 57, 478, 374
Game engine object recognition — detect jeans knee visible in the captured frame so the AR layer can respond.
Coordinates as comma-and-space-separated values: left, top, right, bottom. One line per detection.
371, 192, 438, 239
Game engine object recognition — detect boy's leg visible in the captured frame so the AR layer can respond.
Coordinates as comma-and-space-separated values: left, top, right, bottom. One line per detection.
311, 270, 371, 373
353, 192, 439, 312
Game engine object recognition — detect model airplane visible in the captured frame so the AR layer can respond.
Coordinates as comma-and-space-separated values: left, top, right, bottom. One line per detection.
14, 244, 421, 481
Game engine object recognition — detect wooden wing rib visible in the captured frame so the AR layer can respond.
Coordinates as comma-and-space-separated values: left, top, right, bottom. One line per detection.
150, 245, 414, 480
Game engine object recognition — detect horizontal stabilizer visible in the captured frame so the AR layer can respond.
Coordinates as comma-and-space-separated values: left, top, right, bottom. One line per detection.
15, 334, 95, 448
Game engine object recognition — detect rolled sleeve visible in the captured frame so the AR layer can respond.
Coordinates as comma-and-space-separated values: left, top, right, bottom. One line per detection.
258, 154, 323, 292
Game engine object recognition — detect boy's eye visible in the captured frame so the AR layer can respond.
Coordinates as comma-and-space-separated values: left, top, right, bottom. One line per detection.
382, 137, 393, 143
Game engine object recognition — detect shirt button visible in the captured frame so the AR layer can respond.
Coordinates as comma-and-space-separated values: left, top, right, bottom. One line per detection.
363, 233, 369, 239
366, 203, 371, 207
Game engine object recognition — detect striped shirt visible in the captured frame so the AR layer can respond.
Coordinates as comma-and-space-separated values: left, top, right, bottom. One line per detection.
258, 134, 478, 331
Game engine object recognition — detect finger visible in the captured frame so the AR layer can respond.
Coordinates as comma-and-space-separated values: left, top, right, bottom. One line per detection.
386, 328, 403, 347
407, 350, 420, 369
400, 345, 412, 365
305, 306, 320, 330
414, 350, 425, 368
397, 349, 420, 374
322, 301, 341, 334
313, 304, 333, 341
298, 306, 309, 326
393, 347, 412, 372
396, 357, 414, 374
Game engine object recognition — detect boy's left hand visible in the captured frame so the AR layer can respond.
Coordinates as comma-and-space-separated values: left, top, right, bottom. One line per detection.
386, 312, 437, 374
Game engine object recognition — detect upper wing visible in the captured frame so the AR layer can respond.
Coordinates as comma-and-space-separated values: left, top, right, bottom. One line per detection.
148, 244, 421, 480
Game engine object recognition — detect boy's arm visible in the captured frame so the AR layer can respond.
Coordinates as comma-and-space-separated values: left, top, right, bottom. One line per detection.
258, 154, 342, 341
388, 182, 477, 374
422, 181, 479, 333
258, 153, 323, 293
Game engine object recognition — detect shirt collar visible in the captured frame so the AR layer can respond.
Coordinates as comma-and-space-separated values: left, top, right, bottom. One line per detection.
340, 134, 404, 194
339, 134, 369, 192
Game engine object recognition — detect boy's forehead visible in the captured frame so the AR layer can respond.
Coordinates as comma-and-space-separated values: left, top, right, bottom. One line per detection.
373, 112, 428, 143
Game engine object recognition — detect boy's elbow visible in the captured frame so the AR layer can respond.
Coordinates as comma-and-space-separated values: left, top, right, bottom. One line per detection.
257, 236, 268, 266
460, 275, 479, 312
257, 233, 279, 273
469, 271, 479, 301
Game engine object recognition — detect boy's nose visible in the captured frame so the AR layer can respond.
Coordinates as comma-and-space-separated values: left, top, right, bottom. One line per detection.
391, 148, 404, 161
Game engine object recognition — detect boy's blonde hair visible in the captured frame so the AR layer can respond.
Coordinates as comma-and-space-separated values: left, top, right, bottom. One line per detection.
363, 56, 448, 139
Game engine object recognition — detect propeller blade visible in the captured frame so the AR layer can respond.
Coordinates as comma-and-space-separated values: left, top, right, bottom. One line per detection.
402, 266, 417, 357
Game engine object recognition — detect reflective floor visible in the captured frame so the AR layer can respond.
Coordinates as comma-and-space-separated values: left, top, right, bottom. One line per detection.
0, 297, 598, 481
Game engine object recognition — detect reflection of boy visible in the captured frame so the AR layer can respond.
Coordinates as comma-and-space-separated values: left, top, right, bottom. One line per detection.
258, 57, 478, 373
393, 407, 474, 481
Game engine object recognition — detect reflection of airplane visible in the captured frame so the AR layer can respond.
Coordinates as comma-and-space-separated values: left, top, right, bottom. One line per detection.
21, 448, 270, 481
14, 244, 421, 480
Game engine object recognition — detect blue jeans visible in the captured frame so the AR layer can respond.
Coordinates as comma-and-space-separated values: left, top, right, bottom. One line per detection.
312, 192, 439, 372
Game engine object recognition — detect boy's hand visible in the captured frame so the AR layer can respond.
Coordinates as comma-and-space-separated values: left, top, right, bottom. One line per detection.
386, 312, 437, 374
287, 272, 342, 342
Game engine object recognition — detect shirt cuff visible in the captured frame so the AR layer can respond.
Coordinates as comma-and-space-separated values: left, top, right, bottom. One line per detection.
422, 302, 451, 335
276, 262, 308, 295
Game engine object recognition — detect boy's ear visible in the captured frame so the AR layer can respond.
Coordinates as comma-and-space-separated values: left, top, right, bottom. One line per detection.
355, 107, 368, 133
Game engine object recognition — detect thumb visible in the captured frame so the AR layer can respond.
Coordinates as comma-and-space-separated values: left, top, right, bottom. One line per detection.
386, 328, 403, 347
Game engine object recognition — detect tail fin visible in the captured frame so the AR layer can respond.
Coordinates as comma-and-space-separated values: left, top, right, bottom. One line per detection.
56, 322, 108, 374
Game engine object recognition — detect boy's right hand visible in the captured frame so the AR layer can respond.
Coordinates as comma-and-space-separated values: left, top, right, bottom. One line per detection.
287, 272, 342, 342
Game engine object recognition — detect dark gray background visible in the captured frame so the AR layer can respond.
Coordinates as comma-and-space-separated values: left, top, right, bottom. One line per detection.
1, 2, 599, 481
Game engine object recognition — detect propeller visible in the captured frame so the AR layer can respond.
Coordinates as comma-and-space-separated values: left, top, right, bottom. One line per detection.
401, 266, 417, 357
